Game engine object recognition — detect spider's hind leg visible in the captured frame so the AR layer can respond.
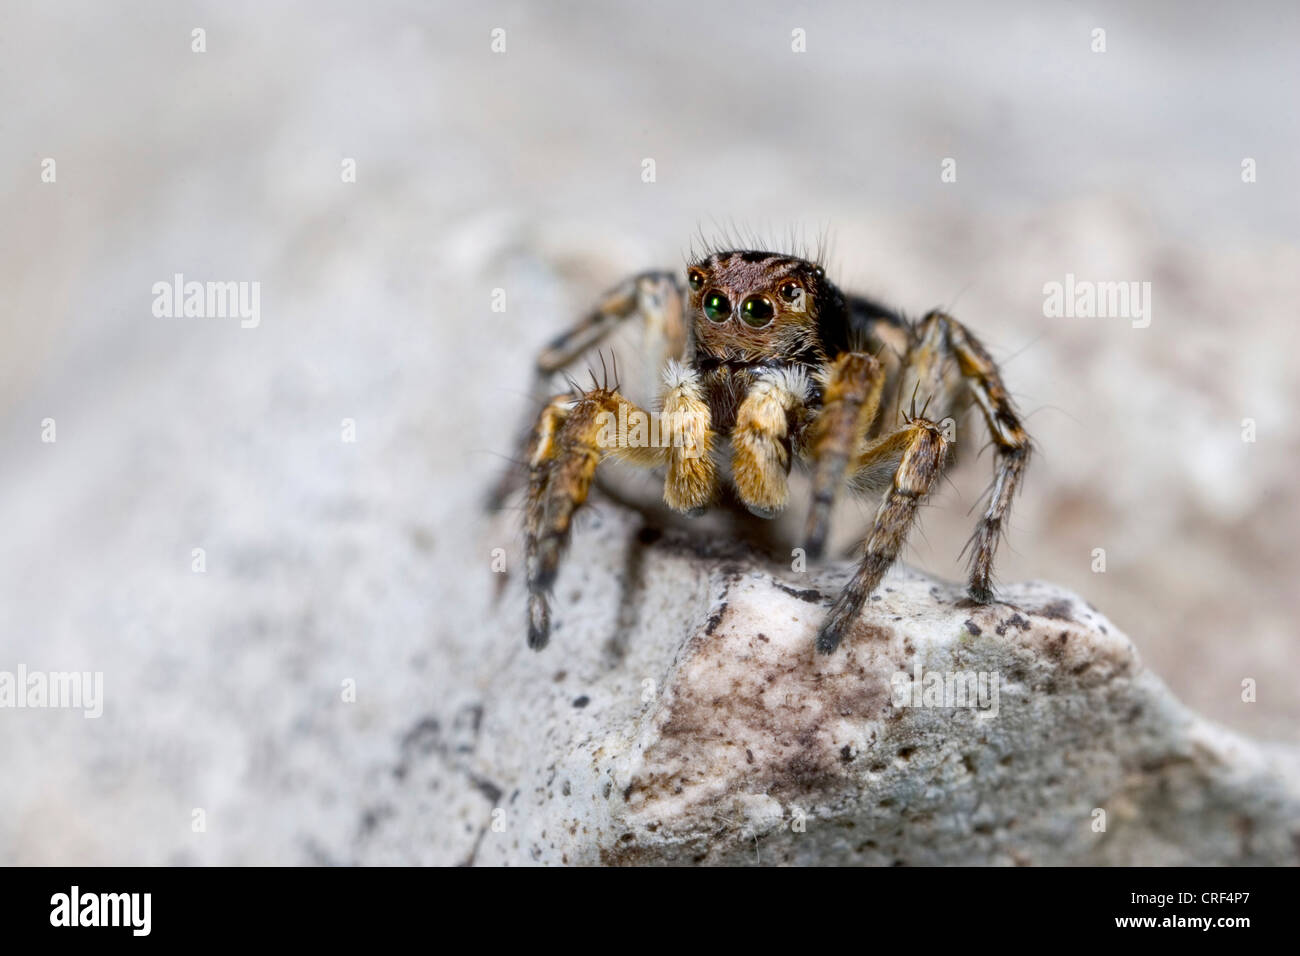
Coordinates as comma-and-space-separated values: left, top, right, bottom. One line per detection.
537, 271, 686, 376
928, 312, 1032, 604
486, 270, 686, 510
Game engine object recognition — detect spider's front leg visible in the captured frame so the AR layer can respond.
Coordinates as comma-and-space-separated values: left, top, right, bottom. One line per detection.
801, 352, 886, 557
524, 365, 718, 650
816, 415, 952, 654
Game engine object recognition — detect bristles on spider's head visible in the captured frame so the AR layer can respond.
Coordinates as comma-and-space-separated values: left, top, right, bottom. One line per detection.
684, 222, 833, 272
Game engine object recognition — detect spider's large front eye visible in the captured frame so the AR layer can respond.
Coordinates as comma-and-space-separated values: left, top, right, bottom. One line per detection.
688, 269, 705, 292
703, 291, 731, 322
740, 294, 776, 327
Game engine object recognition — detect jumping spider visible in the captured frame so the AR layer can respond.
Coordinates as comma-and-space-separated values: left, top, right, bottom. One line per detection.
503, 248, 1031, 654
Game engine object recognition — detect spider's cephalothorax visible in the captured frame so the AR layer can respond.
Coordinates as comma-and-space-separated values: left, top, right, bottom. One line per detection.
505, 249, 1032, 654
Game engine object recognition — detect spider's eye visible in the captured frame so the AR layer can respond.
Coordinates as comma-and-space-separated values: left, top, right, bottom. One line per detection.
740, 294, 776, 328
687, 269, 705, 292
778, 281, 802, 303
703, 291, 731, 322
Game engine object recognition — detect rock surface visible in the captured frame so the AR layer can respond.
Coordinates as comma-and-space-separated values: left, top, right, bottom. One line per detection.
357, 503, 1300, 866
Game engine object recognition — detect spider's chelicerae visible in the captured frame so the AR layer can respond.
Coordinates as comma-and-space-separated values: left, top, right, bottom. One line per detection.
509, 247, 1031, 655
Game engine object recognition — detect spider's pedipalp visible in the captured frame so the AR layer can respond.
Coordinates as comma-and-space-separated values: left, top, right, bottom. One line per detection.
730, 366, 811, 518
659, 362, 718, 513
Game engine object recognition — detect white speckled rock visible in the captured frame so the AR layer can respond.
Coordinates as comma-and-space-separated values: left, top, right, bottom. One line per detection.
356, 503, 1300, 866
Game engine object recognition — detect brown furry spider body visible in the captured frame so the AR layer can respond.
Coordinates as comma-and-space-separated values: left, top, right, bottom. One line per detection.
505, 249, 1031, 654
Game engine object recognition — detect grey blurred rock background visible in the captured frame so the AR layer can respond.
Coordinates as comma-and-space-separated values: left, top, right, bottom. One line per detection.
0, 1, 1296, 864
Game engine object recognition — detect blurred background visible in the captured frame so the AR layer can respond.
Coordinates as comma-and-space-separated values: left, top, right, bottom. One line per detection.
0, 0, 1296, 863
